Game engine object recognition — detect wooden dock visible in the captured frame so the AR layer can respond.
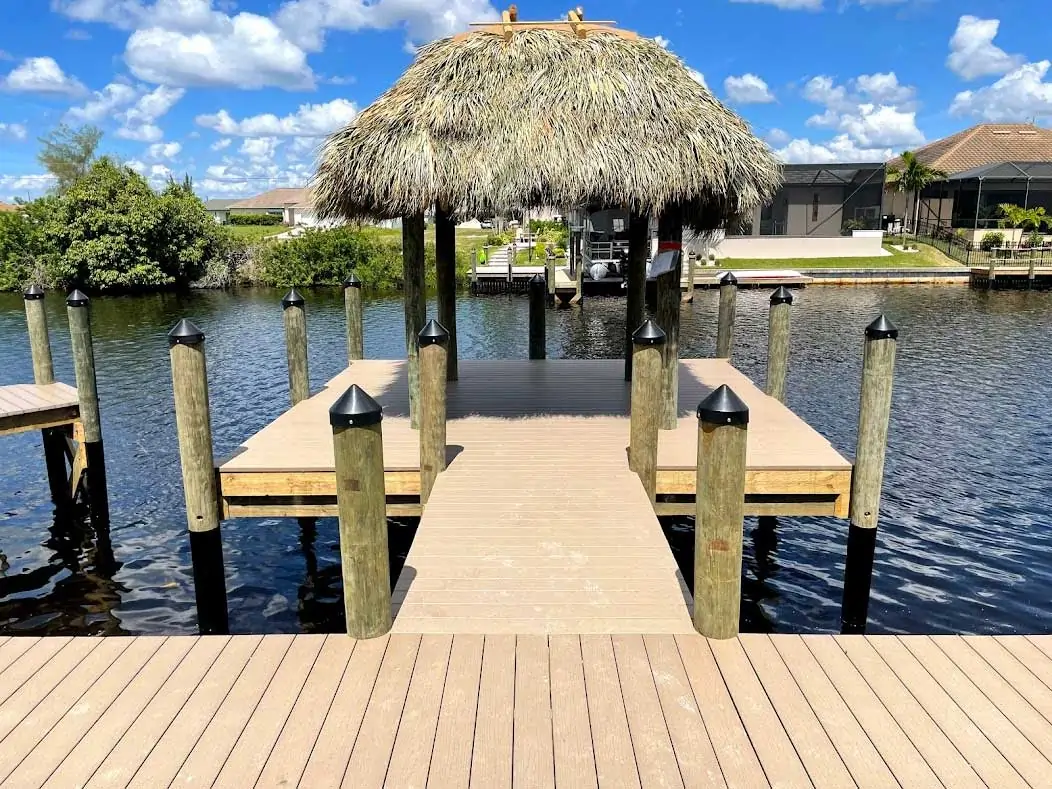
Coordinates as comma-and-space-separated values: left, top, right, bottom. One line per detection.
4, 631, 1052, 787
0, 383, 79, 437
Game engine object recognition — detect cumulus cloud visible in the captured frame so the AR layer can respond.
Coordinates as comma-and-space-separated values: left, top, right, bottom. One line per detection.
0, 123, 28, 141
196, 99, 357, 137
239, 137, 282, 163
146, 141, 181, 159
724, 73, 775, 104
66, 82, 184, 142
654, 36, 670, 49
855, 72, 916, 106
211, 137, 232, 151
766, 128, 791, 146
2, 57, 85, 96
729, 0, 822, 9
801, 72, 923, 151
950, 61, 1052, 122
67, 81, 139, 122
947, 16, 1023, 81
775, 134, 893, 164
0, 173, 58, 201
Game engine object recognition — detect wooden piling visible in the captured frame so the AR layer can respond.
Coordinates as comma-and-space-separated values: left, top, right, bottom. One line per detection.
572, 232, 584, 305
344, 273, 364, 362
657, 206, 683, 429
841, 315, 898, 634
766, 286, 793, 403
330, 384, 391, 638
403, 212, 426, 428
168, 319, 229, 636
282, 289, 310, 406
66, 290, 109, 526
716, 272, 738, 359
24, 285, 67, 504
545, 252, 556, 302
682, 254, 696, 303
418, 320, 449, 505
694, 385, 749, 639
435, 205, 459, 381
528, 274, 546, 360
629, 320, 665, 503
624, 210, 649, 381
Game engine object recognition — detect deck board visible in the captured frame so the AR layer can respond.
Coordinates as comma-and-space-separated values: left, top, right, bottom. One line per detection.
3, 633, 1052, 787
0, 382, 79, 435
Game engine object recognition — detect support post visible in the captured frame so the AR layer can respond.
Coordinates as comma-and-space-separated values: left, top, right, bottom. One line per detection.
694, 385, 749, 639
841, 315, 898, 634
282, 289, 310, 406
716, 272, 738, 359
435, 205, 459, 381
330, 385, 391, 638
629, 320, 665, 503
403, 212, 426, 428
344, 273, 364, 362
168, 319, 229, 636
418, 320, 449, 505
572, 234, 584, 305
765, 286, 793, 403
528, 274, 546, 359
657, 205, 683, 429
682, 254, 696, 303
24, 286, 67, 505
624, 210, 649, 381
67, 290, 109, 526
546, 252, 556, 302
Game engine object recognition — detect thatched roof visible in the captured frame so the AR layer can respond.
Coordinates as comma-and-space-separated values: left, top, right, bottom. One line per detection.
312, 19, 781, 229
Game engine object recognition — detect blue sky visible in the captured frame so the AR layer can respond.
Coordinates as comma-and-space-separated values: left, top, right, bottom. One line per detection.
1, 0, 1049, 202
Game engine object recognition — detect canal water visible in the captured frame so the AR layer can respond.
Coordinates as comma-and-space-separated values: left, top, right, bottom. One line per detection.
1, 286, 1050, 636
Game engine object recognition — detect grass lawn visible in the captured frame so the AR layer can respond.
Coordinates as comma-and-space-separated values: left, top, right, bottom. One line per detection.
224, 225, 286, 243
369, 225, 493, 256
721, 242, 960, 270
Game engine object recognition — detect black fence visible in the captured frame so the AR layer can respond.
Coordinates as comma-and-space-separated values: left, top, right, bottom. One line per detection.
898, 221, 1052, 270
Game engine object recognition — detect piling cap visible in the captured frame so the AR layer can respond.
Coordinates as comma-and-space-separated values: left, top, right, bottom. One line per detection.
529, 273, 545, 287
22, 284, 44, 301
632, 319, 666, 346
66, 289, 90, 307
721, 272, 738, 287
697, 384, 750, 426
329, 384, 383, 428
281, 288, 305, 309
343, 272, 363, 288
167, 318, 205, 346
865, 314, 899, 341
770, 286, 793, 306
418, 318, 450, 347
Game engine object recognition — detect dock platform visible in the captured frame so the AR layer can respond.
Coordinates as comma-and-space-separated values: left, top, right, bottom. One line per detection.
0, 383, 79, 436
4, 631, 1052, 787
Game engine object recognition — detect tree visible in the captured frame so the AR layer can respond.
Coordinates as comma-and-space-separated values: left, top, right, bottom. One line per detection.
885, 150, 947, 234
997, 203, 1052, 236
37, 124, 103, 193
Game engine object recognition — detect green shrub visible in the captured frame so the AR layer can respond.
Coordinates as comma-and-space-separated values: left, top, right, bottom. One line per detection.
227, 213, 283, 226
484, 231, 514, 247
979, 231, 1005, 251
1024, 231, 1046, 248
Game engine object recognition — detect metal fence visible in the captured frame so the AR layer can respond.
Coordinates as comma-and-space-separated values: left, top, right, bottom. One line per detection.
901, 221, 1052, 271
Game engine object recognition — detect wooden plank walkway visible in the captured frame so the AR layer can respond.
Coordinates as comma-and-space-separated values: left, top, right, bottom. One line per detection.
2, 633, 1052, 787
0, 383, 79, 436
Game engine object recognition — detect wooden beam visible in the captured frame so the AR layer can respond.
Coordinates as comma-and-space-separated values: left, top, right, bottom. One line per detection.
0, 406, 79, 437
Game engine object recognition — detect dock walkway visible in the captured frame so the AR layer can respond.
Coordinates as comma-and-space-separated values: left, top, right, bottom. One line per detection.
3, 632, 1052, 787
0, 383, 79, 436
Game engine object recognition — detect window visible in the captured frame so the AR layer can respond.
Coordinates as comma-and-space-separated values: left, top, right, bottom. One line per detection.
812, 193, 820, 222
612, 218, 625, 233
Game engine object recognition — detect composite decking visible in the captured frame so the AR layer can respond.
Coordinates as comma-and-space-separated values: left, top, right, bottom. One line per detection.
0, 383, 79, 436
2, 632, 1052, 787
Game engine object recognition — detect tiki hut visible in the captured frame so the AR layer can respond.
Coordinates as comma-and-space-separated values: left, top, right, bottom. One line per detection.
313, 8, 781, 417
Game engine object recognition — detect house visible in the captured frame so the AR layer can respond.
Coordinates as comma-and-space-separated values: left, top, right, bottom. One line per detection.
227, 188, 310, 223
884, 123, 1052, 244
0, 201, 19, 213
203, 198, 238, 224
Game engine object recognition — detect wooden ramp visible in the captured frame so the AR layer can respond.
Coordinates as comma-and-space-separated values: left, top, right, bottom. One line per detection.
4, 632, 1052, 787
0, 383, 79, 436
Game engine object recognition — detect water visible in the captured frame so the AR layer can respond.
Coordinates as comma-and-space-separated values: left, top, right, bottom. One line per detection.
2, 286, 1051, 636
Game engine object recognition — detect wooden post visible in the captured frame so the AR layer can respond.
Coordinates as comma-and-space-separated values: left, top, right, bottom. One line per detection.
682, 254, 696, 303
572, 230, 584, 305
528, 274, 546, 360
471, 249, 479, 294
418, 320, 449, 505
694, 385, 749, 639
841, 315, 898, 634
716, 272, 738, 359
344, 273, 364, 362
657, 205, 683, 429
987, 259, 996, 289
330, 384, 391, 638
168, 319, 229, 635
507, 240, 515, 284
66, 290, 109, 526
545, 252, 556, 303
624, 211, 649, 381
282, 289, 310, 406
403, 212, 426, 428
24, 285, 68, 505
435, 206, 459, 381
629, 320, 665, 503
766, 286, 793, 403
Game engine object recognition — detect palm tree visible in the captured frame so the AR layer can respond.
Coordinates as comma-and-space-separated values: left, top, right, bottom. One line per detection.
885, 151, 947, 235
998, 203, 1052, 240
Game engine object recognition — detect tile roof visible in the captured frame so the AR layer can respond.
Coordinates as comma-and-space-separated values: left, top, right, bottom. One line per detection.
228, 187, 310, 210
0, 201, 19, 212
888, 124, 1052, 175
203, 198, 240, 210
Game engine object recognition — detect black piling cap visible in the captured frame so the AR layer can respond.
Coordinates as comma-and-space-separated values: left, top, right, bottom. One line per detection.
770, 286, 793, 306
23, 284, 45, 301
632, 319, 666, 346
329, 384, 383, 428
343, 272, 363, 289
281, 288, 305, 309
721, 272, 738, 287
529, 273, 545, 287
168, 318, 205, 346
865, 314, 899, 341
66, 289, 90, 307
697, 384, 750, 426
418, 318, 450, 347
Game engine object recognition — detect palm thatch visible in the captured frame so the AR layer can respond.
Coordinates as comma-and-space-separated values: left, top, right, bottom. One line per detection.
312, 24, 781, 229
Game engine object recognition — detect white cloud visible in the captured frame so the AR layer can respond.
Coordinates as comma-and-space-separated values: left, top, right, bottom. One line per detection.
0, 123, 28, 141
855, 72, 915, 106
654, 36, 670, 49
766, 128, 791, 146
53, 0, 221, 31
116, 85, 184, 142
950, 61, 1052, 122
0, 173, 58, 201
729, 0, 822, 9
802, 75, 850, 111
240, 136, 282, 163
67, 81, 139, 122
688, 69, 707, 89
211, 137, 232, 150
2, 57, 85, 96
775, 134, 893, 164
947, 16, 1023, 81
196, 99, 357, 137
146, 141, 181, 159
724, 73, 775, 104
